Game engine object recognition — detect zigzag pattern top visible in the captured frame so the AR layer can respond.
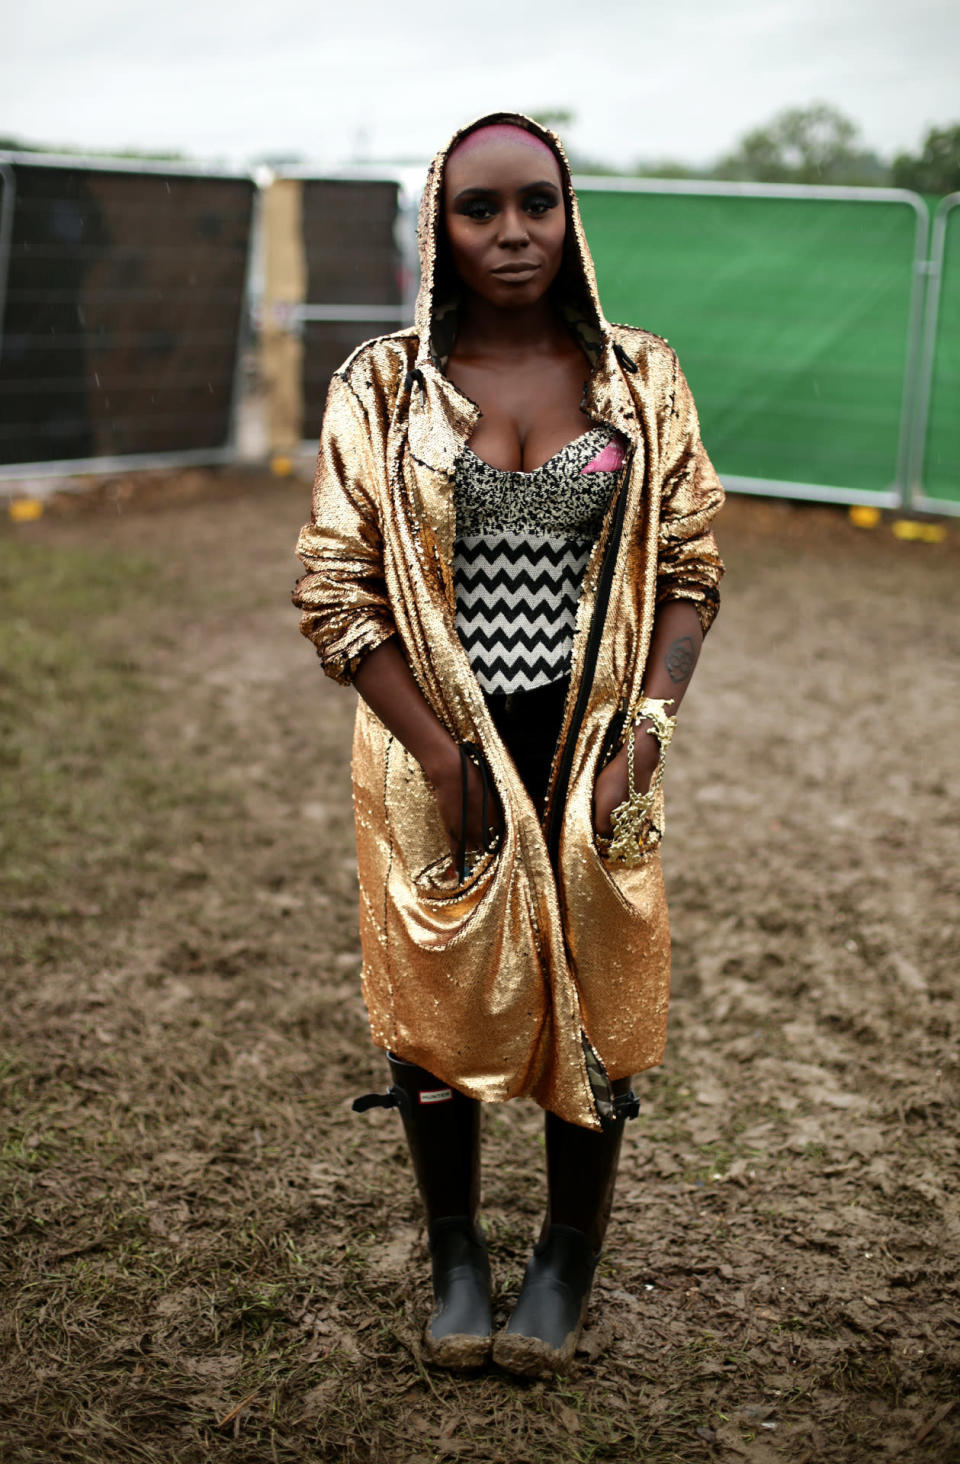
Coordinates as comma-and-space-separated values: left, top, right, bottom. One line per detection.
453, 425, 623, 695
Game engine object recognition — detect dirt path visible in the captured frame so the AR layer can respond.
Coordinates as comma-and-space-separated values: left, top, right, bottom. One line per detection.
1, 472, 958, 1463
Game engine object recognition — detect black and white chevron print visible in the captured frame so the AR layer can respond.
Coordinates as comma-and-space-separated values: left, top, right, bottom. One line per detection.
453, 427, 620, 695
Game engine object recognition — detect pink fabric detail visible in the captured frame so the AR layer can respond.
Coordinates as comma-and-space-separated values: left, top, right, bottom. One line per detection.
582, 435, 627, 474
450, 123, 557, 163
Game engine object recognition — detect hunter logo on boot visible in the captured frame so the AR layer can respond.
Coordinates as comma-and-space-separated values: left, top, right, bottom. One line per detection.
419, 1088, 453, 1104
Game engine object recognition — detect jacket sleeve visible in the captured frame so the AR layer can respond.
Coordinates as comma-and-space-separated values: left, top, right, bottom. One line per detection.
655, 353, 725, 634
292, 372, 398, 685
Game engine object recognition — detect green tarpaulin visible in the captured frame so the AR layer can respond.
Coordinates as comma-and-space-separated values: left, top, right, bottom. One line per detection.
919, 198, 960, 508
577, 186, 926, 503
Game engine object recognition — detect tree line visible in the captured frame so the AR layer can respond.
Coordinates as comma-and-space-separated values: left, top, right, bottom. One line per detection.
2, 105, 958, 196
535, 104, 960, 196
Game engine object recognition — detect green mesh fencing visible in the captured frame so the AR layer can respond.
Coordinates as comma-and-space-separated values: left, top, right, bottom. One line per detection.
576, 186, 925, 501
918, 199, 960, 508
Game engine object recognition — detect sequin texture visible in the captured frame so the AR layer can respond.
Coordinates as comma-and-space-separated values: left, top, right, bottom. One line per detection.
292, 112, 725, 1129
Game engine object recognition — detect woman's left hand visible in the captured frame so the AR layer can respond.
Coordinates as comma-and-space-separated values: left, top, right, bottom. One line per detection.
593, 734, 659, 838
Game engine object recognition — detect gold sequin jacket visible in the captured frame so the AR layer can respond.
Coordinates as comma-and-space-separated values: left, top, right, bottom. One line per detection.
294, 113, 724, 1129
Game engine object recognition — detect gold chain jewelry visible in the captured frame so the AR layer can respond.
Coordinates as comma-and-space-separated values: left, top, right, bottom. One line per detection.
603, 696, 677, 866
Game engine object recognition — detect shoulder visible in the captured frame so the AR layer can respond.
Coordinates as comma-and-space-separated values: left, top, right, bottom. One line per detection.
333, 328, 420, 409
607, 323, 683, 415
608, 321, 678, 372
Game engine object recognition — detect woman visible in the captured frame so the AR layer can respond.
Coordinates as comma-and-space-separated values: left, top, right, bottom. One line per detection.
293, 112, 724, 1377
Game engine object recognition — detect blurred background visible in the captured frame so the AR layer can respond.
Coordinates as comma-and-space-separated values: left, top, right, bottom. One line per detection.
1, 0, 959, 514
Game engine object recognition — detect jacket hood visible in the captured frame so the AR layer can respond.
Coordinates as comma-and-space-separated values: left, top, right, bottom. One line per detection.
414, 111, 610, 371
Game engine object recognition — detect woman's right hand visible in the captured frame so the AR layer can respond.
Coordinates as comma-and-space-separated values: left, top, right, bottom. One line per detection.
352, 640, 501, 874
427, 743, 502, 876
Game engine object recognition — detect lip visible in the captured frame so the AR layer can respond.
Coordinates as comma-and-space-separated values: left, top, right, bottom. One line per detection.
491, 261, 540, 278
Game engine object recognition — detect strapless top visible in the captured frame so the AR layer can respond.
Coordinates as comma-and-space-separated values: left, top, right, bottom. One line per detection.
452, 424, 626, 695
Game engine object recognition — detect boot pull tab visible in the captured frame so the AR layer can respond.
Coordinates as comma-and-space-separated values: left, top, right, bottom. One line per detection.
611, 1089, 641, 1121
352, 1085, 409, 1117
403, 368, 426, 395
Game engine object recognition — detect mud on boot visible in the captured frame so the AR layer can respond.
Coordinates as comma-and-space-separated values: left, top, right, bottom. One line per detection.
424, 1215, 493, 1368
492, 1223, 597, 1377
353, 1052, 493, 1369
494, 1081, 638, 1377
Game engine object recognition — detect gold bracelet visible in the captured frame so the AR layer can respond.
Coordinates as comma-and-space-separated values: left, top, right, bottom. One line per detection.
603, 696, 677, 865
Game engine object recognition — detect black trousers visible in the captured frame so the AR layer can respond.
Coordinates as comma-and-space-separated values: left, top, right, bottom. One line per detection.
482, 675, 570, 815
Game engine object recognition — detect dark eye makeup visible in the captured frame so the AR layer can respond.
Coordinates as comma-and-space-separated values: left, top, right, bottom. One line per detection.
452, 184, 561, 222
524, 191, 559, 217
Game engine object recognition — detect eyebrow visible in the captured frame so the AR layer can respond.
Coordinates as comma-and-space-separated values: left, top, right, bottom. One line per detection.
452, 180, 561, 203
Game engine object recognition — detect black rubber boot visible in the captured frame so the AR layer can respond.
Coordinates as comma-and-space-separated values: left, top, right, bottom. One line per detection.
493, 1079, 638, 1378
377, 1054, 492, 1368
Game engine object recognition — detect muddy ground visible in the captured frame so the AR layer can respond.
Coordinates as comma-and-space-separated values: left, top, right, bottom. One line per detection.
1, 469, 958, 1464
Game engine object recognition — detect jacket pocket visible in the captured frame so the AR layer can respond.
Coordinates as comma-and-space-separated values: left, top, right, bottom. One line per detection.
413, 836, 503, 902
386, 739, 503, 903
587, 809, 664, 922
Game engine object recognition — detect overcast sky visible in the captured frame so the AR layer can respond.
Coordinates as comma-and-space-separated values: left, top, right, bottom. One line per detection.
4, 0, 958, 171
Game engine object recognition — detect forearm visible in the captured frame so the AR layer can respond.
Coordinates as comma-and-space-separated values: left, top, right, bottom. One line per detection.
594, 600, 701, 838
352, 637, 458, 785
637, 599, 703, 727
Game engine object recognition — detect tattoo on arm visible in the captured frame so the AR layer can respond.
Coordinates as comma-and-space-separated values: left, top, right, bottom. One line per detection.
664, 635, 696, 684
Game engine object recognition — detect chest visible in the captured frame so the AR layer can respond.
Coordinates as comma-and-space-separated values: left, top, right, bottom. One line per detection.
446, 350, 589, 473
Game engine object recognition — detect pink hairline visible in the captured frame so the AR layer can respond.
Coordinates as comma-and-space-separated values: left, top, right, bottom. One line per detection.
448, 123, 558, 164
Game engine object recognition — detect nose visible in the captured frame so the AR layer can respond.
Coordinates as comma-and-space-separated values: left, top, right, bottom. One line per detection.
496, 204, 530, 249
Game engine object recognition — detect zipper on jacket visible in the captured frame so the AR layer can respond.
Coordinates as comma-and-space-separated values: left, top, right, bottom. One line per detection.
545, 448, 634, 867
545, 449, 635, 1129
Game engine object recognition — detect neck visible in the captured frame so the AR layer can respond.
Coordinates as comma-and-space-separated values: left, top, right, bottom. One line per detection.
451, 291, 569, 359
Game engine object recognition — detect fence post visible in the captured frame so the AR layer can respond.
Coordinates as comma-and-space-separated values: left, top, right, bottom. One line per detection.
892, 197, 931, 509
261, 178, 307, 460
0, 163, 16, 368
907, 192, 960, 514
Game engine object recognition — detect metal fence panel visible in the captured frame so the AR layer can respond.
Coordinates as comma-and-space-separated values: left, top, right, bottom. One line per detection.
0, 163, 14, 365
576, 181, 927, 506
0, 155, 255, 472
911, 194, 960, 512
298, 178, 404, 439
